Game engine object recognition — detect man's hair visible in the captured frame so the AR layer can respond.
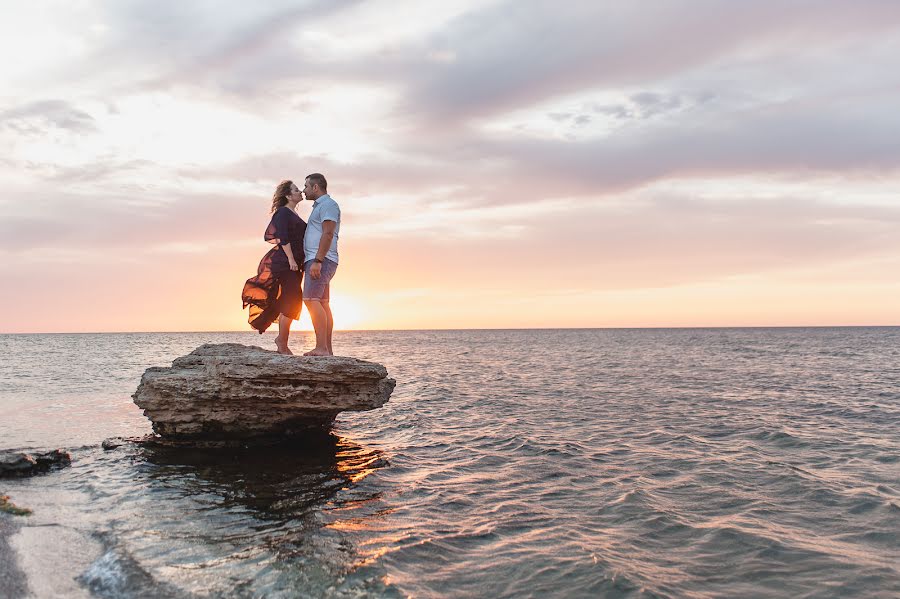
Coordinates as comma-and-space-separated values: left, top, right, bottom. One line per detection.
306, 173, 327, 192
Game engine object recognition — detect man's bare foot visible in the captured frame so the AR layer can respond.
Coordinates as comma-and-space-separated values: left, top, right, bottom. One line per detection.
275, 340, 293, 355
303, 348, 331, 356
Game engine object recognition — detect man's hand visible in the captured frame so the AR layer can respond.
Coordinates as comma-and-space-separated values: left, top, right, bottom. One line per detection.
309, 261, 322, 279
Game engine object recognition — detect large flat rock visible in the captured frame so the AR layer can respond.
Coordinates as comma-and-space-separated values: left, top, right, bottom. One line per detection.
132, 343, 395, 441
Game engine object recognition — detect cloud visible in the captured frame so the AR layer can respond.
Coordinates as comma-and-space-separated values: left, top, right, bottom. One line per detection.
339, 191, 900, 293
10, 1, 898, 193
629, 92, 683, 118
107, 0, 898, 204
0, 187, 263, 254
389, 0, 900, 126
8, 175, 896, 297
0, 100, 97, 135
482, 99, 900, 198
144, 76, 900, 215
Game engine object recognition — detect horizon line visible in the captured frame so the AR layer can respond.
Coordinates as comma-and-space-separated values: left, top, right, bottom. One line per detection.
2, 324, 898, 335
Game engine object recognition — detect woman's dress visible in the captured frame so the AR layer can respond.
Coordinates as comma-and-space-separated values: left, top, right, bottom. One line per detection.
241, 206, 307, 333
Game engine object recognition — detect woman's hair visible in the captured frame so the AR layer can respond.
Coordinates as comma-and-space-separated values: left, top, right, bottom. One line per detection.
270, 180, 294, 213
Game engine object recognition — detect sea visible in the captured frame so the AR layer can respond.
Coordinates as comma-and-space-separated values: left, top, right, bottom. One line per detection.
0, 328, 898, 598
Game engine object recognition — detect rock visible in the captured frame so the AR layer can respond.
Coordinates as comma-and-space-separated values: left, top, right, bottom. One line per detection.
0, 449, 71, 478
101, 438, 124, 450
0, 495, 32, 516
132, 343, 395, 443
0, 453, 34, 475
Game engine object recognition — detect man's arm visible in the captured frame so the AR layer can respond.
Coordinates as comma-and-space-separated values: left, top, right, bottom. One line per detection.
309, 220, 336, 279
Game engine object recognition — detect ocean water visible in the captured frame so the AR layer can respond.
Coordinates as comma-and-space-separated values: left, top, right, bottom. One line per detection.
1, 328, 899, 598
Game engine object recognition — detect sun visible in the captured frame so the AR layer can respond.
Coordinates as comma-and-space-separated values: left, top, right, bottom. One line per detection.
297, 294, 366, 331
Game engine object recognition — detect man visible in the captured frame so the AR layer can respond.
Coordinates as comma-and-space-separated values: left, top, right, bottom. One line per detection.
301, 173, 340, 356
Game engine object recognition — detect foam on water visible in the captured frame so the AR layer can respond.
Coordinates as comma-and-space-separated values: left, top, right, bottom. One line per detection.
1, 328, 899, 598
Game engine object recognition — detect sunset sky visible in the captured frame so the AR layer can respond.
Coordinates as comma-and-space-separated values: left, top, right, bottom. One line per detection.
2, 1, 899, 332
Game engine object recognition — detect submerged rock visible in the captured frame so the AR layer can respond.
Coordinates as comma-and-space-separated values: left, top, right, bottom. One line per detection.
132, 343, 395, 443
101, 437, 126, 450
0, 494, 32, 515
0, 449, 71, 478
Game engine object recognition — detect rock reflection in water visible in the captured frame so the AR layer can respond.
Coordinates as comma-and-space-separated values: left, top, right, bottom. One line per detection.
139, 434, 388, 519
74, 434, 394, 596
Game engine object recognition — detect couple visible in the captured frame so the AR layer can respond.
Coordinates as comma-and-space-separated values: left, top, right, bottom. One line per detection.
241, 173, 340, 356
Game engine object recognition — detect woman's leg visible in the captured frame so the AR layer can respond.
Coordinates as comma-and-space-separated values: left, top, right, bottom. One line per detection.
276, 313, 293, 355
275, 270, 302, 355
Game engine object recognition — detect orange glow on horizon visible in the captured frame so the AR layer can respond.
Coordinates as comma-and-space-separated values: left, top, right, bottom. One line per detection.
1, 242, 898, 334
297, 295, 367, 332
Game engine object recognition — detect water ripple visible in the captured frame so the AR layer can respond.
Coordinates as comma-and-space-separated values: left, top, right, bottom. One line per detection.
1, 328, 899, 597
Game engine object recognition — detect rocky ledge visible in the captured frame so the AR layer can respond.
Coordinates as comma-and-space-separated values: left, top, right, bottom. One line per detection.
132, 343, 395, 443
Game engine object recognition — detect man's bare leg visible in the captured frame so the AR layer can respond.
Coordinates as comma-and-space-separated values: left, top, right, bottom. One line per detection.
322, 301, 334, 355
275, 314, 294, 355
304, 300, 331, 356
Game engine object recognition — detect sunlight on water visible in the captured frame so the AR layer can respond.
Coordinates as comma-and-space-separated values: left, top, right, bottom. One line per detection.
1, 328, 899, 598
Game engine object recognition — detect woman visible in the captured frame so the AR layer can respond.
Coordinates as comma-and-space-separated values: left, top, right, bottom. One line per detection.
241, 180, 307, 354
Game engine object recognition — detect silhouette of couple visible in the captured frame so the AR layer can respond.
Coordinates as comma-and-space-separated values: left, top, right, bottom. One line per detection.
242, 173, 340, 356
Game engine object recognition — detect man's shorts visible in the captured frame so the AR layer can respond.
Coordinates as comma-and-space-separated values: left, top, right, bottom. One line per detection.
303, 258, 338, 302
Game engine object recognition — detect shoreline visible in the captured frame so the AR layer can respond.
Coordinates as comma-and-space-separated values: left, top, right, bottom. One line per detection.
0, 490, 102, 599
0, 513, 28, 598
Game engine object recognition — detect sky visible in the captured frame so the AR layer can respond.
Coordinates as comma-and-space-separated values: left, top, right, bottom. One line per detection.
1, 0, 899, 332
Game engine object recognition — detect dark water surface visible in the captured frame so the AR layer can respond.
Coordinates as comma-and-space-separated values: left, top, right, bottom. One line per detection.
1, 328, 899, 597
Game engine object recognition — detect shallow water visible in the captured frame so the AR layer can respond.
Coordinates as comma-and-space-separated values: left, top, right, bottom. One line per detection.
1, 328, 899, 597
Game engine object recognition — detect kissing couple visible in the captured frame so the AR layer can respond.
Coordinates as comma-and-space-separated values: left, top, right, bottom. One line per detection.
241, 173, 341, 356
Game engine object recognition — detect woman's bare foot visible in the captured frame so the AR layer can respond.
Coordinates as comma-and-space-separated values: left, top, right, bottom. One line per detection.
303, 348, 331, 356
275, 340, 293, 355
